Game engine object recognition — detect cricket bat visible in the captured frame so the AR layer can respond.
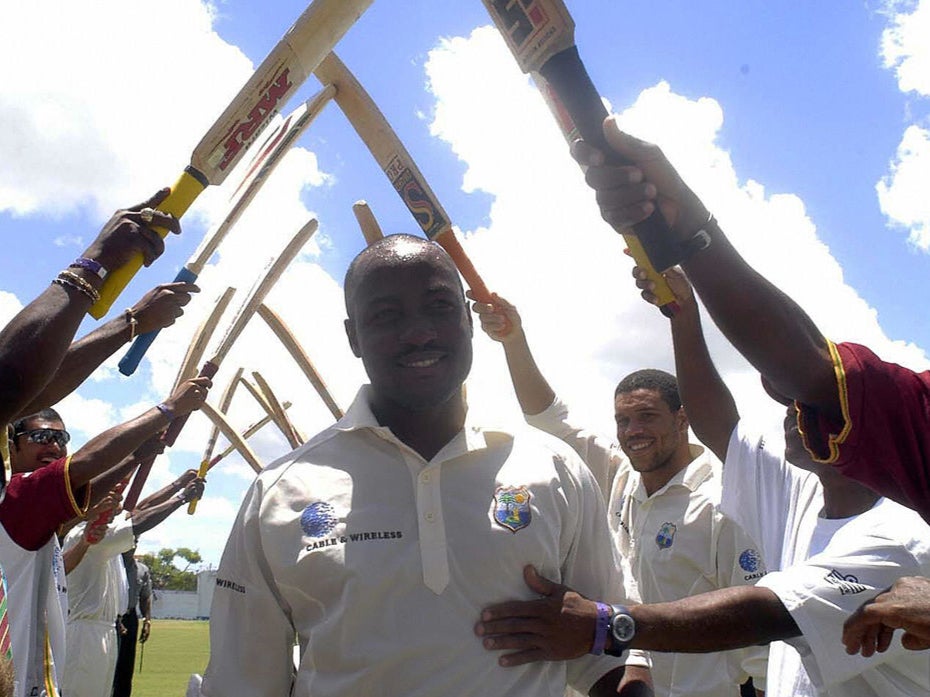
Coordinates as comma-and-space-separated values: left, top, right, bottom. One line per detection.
188, 367, 243, 514
352, 200, 384, 245
118, 86, 335, 374
162, 218, 318, 446
257, 303, 344, 420
90, 0, 372, 319
313, 53, 496, 305
480, 0, 681, 315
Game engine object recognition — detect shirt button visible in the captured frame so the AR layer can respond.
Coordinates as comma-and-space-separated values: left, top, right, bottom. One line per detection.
425, 512, 435, 522
421, 472, 431, 483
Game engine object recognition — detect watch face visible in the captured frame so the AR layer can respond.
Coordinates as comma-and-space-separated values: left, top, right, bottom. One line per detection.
612, 613, 636, 644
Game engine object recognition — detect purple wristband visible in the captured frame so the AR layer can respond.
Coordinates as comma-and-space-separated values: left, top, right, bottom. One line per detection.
70, 257, 108, 279
591, 601, 611, 655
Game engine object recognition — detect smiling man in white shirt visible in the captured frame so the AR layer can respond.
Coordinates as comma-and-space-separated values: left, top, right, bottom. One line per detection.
202, 235, 652, 697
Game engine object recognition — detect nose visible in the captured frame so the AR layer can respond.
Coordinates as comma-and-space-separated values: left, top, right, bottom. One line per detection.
399, 317, 438, 346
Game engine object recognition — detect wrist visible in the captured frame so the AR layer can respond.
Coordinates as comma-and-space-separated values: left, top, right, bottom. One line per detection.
590, 601, 611, 655
155, 402, 175, 423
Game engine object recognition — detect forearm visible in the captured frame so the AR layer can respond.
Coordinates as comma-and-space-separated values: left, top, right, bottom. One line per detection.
670, 301, 738, 461
501, 329, 556, 416
0, 281, 98, 425
630, 586, 799, 653
86, 453, 139, 508
130, 495, 185, 536
139, 594, 152, 619
69, 409, 170, 489
682, 227, 837, 413
63, 537, 92, 574
136, 474, 188, 510
20, 313, 133, 415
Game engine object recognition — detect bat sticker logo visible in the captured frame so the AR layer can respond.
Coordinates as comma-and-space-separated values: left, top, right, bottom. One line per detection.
216, 66, 296, 172
489, 0, 551, 51
385, 157, 447, 239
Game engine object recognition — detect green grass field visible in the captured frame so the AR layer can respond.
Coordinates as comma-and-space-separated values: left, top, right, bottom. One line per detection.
132, 620, 210, 697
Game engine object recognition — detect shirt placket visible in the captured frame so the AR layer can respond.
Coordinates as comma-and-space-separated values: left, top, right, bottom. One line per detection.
401, 450, 450, 595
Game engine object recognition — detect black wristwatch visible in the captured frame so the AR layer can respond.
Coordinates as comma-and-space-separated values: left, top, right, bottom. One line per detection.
604, 604, 636, 657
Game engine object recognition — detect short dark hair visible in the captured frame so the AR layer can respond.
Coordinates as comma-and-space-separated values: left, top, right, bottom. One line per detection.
344, 234, 463, 316
9, 407, 64, 441
615, 369, 681, 412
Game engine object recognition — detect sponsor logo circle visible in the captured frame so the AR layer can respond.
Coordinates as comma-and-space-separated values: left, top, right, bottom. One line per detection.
300, 501, 337, 538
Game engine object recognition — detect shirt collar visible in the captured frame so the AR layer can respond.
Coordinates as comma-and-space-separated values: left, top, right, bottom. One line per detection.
334, 385, 490, 462
630, 443, 714, 500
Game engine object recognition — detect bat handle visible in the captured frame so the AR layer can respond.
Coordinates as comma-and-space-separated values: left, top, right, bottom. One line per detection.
118, 266, 201, 376
187, 459, 210, 515
535, 48, 681, 314
122, 457, 155, 512
434, 231, 514, 335
89, 168, 207, 320
162, 361, 220, 447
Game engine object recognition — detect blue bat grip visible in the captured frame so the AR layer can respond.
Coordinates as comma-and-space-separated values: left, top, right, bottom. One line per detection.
118, 266, 200, 376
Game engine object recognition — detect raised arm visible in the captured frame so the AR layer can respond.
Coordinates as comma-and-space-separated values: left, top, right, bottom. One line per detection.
469, 292, 555, 416
67, 376, 211, 491
135, 468, 199, 511
129, 477, 204, 536
0, 189, 180, 427
572, 122, 838, 418
19, 281, 198, 416
635, 266, 738, 461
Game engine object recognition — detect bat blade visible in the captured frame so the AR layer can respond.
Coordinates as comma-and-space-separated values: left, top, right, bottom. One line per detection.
92, 0, 372, 318
198, 401, 264, 474
352, 200, 384, 245
118, 85, 336, 375
258, 303, 343, 420
314, 53, 496, 305
481, 0, 681, 313
162, 218, 318, 446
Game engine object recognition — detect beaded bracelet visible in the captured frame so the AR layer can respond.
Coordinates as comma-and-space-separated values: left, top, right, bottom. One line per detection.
124, 308, 139, 342
53, 271, 100, 304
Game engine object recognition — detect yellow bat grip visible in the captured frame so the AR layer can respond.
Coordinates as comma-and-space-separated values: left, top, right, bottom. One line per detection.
187, 459, 210, 515
90, 169, 208, 319
622, 233, 679, 315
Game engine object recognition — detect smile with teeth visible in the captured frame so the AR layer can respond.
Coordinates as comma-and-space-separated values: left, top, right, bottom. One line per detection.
399, 353, 444, 369
627, 440, 653, 452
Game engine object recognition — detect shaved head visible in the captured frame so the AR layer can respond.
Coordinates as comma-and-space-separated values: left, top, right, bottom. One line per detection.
344, 235, 463, 318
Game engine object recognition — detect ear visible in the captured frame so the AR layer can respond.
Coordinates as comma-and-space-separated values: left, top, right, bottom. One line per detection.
676, 408, 690, 434
344, 318, 361, 358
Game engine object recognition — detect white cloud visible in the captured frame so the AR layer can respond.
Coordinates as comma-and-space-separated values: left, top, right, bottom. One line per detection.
424, 25, 930, 444
879, 0, 930, 249
0, 291, 23, 328
0, 0, 253, 218
881, 0, 930, 96
878, 125, 930, 250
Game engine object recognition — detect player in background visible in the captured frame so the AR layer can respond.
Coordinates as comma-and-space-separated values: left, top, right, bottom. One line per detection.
570, 122, 930, 655
472, 293, 767, 697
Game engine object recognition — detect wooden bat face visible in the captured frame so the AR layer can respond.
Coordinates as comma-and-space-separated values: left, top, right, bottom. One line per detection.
482, 0, 575, 73
193, 0, 373, 185
383, 155, 450, 240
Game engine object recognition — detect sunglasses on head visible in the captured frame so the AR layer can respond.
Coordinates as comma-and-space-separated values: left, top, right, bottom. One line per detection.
17, 428, 71, 448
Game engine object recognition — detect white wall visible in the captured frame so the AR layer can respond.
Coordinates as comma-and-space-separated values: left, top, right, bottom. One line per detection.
151, 569, 217, 620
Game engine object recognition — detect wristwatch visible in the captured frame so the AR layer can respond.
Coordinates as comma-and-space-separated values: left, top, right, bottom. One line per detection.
605, 604, 636, 657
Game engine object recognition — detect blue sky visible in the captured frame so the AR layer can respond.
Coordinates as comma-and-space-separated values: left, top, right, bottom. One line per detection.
2, 0, 928, 564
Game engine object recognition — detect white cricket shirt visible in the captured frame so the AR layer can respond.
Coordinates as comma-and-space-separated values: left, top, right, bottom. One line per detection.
723, 421, 930, 697
203, 387, 644, 697
527, 397, 768, 696
63, 517, 134, 623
